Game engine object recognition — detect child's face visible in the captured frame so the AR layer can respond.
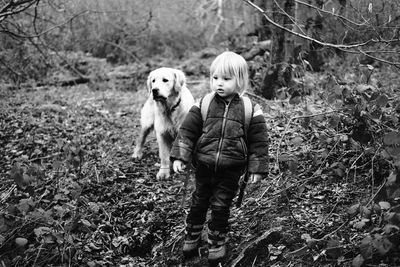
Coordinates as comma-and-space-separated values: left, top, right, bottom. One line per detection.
211, 72, 238, 100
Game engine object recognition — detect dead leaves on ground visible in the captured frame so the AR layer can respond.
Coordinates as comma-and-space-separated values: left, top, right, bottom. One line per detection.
1, 63, 400, 266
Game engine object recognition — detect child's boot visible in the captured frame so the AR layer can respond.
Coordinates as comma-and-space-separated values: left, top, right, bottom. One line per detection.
207, 230, 227, 265
183, 224, 203, 258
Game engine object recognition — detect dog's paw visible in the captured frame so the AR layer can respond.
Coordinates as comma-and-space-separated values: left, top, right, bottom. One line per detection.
156, 168, 170, 180
132, 148, 143, 160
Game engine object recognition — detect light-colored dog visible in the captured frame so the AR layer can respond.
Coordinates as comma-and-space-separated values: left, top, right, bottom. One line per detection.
132, 67, 194, 179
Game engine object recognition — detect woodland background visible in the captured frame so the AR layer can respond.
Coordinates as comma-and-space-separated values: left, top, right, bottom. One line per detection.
0, 0, 400, 266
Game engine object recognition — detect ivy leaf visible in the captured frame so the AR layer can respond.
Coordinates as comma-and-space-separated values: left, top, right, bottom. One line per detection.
326, 239, 342, 259
329, 115, 340, 128
10, 163, 28, 189
289, 95, 301, 105
34, 227, 52, 238
383, 132, 400, 146
288, 160, 298, 174
388, 188, 400, 200
359, 235, 373, 259
383, 132, 400, 157
376, 94, 389, 107
334, 85, 343, 96
352, 254, 364, 267
378, 201, 391, 210
17, 199, 33, 214
351, 122, 372, 144
290, 136, 303, 146
383, 224, 400, 234
333, 168, 345, 177
386, 172, 397, 185
372, 234, 392, 256
353, 219, 368, 230
347, 203, 360, 216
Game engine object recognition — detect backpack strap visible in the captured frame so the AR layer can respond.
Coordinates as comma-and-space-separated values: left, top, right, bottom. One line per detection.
241, 95, 253, 142
200, 92, 215, 123
200, 92, 253, 138
242, 96, 253, 133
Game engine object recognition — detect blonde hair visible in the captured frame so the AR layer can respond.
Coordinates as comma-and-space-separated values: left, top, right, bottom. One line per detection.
209, 51, 249, 95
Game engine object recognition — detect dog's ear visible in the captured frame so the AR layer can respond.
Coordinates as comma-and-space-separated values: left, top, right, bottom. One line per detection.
173, 69, 186, 92
146, 71, 154, 94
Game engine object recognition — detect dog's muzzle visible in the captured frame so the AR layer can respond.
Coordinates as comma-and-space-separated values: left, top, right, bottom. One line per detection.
152, 88, 166, 101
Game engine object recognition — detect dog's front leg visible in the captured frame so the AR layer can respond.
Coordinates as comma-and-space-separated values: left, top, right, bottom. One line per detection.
133, 126, 153, 159
156, 132, 173, 179
132, 99, 154, 159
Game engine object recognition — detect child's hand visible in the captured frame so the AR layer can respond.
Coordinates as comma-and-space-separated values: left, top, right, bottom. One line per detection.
249, 174, 262, 184
173, 160, 186, 174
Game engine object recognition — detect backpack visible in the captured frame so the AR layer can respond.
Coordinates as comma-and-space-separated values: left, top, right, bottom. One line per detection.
200, 92, 253, 141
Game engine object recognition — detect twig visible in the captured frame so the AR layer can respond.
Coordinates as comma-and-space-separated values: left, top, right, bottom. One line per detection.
256, 184, 272, 202
370, 147, 380, 198
275, 116, 293, 173
251, 255, 258, 267
321, 196, 340, 225
33, 243, 43, 267
0, 0, 37, 22
286, 243, 308, 256
347, 151, 364, 183
286, 194, 303, 226
186, 80, 204, 85
295, 0, 367, 27
29, 152, 61, 162
5, 10, 90, 38
275, 110, 339, 173
0, 185, 16, 204
210, 0, 224, 42
287, 219, 350, 256
94, 165, 100, 183
165, 227, 185, 249
98, 39, 140, 62
267, 138, 340, 201
244, 91, 269, 102
315, 219, 350, 242
366, 179, 386, 207
231, 227, 282, 267
180, 172, 190, 208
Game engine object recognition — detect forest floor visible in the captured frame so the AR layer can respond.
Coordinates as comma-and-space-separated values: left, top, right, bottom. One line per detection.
0, 52, 399, 267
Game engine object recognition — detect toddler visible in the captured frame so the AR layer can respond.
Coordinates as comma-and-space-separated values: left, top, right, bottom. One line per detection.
170, 51, 269, 264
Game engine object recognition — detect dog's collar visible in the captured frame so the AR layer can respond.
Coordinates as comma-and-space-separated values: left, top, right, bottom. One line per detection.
170, 98, 181, 113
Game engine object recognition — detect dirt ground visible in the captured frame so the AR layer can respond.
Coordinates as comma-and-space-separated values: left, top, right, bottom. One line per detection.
1, 58, 399, 266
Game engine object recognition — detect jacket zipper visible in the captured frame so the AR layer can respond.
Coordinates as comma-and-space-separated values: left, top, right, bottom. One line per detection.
215, 101, 230, 172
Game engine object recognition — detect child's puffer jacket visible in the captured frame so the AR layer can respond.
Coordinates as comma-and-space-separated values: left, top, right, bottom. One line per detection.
170, 93, 269, 174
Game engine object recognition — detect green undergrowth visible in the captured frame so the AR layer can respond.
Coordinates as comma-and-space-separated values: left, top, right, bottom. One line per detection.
0, 56, 399, 266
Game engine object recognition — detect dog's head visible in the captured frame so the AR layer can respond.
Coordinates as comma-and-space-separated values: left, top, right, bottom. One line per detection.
147, 67, 186, 102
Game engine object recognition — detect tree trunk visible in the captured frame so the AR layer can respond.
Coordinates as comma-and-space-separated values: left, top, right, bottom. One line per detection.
250, 0, 271, 41
270, 0, 295, 64
260, 0, 295, 99
292, 0, 326, 71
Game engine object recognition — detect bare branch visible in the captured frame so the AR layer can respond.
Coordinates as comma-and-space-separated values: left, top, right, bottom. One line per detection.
242, 0, 400, 68
0, 0, 39, 22
243, 0, 374, 49
0, 10, 89, 38
273, 0, 307, 36
295, 0, 367, 27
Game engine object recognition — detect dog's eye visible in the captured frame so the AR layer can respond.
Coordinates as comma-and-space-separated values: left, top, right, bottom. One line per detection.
162, 78, 169, 83
152, 79, 155, 83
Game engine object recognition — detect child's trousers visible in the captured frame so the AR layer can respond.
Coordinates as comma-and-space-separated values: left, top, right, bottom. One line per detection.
186, 163, 244, 234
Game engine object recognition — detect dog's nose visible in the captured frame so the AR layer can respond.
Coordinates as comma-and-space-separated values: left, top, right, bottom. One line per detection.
152, 88, 159, 96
